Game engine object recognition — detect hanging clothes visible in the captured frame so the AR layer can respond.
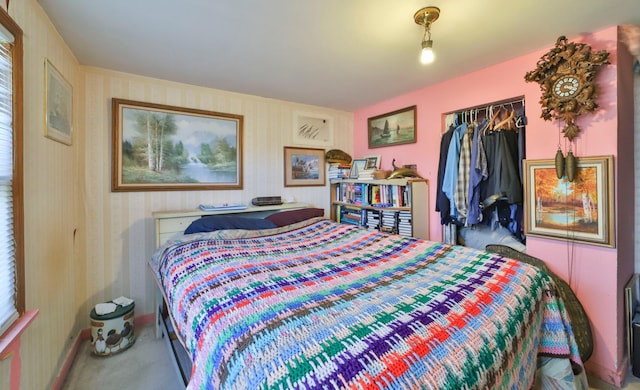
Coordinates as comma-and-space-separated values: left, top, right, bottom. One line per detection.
454, 123, 474, 220
467, 118, 488, 225
436, 98, 526, 237
441, 122, 467, 220
480, 129, 522, 205
435, 121, 456, 225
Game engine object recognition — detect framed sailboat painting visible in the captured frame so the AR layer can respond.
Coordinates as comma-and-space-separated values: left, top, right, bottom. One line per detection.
367, 105, 416, 149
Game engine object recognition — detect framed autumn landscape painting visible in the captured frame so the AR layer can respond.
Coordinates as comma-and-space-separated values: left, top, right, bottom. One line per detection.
523, 155, 614, 247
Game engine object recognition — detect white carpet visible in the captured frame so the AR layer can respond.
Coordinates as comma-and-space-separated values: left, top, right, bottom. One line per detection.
61, 323, 184, 389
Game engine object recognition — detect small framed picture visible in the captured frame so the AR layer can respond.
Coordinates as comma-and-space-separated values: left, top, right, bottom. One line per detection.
45, 59, 73, 145
283, 146, 326, 187
349, 159, 367, 179
363, 155, 381, 170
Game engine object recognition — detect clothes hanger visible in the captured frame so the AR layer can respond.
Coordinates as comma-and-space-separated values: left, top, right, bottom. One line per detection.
514, 99, 526, 129
496, 106, 509, 130
482, 106, 495, 134
488, 105, 501, 131
466, 109, 476, 133
494, 108, 515, 131
506, 103, 516, 129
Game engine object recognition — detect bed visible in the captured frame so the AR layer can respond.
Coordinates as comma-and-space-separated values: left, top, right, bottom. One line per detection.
149, 211, 586, 389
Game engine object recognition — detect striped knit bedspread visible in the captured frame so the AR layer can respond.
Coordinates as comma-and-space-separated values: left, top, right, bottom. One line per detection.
151, 219, 582, 389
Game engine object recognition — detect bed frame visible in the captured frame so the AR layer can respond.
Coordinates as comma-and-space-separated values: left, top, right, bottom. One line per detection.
150, 205, 587, 388
151, 202, 311, 386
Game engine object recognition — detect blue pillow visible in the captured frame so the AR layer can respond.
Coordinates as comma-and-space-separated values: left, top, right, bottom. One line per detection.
184, 215, 277, 234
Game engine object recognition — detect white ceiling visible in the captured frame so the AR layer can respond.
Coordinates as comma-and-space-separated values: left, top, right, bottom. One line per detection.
37, 0, 640, 112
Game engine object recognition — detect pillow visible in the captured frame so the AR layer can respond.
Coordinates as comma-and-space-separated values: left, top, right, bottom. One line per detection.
184, 215, 277, 234
264, 208, 325, 227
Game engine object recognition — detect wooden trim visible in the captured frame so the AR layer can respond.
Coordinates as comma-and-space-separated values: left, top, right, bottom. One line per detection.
0, 3, 24, 316
0, 311, 36, 390
0, 310, 37, 357
50, 327, 87, 390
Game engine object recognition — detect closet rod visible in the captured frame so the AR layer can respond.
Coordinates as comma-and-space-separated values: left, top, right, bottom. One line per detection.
444, 95, 525, 115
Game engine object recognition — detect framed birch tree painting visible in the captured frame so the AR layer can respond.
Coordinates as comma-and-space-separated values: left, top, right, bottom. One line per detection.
111, 98, 243, 191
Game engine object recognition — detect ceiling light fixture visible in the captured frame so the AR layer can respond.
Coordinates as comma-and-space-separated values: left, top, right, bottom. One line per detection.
414, 6, 440, 65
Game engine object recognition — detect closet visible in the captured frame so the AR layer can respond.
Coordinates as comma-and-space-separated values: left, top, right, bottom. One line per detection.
436, 97, 526, 250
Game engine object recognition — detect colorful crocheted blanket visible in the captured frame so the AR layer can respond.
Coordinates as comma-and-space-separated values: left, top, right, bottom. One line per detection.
152, 220, 582, 389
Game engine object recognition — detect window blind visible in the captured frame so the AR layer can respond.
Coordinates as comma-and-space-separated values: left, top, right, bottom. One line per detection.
0, 35, 16, 336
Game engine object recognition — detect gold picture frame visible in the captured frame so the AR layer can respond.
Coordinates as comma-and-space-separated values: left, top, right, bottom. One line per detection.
45, 59, 73, 145
283, 146, 325, 187
523, 155, 614, 247
367, 105, 416, 149
111, 98, 243, 192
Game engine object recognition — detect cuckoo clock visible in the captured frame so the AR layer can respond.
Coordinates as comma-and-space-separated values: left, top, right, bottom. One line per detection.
524, 36, 609, 141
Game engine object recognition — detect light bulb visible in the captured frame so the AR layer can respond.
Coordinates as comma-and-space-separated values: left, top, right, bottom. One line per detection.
420, 40, 434, 64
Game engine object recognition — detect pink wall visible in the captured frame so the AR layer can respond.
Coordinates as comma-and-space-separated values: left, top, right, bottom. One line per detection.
354, 26, 633, 386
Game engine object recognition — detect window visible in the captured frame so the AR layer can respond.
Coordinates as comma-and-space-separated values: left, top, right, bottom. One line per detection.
0, 9, 23, 337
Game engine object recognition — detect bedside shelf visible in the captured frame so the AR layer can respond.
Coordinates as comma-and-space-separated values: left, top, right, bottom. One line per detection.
329, 179, 429, 239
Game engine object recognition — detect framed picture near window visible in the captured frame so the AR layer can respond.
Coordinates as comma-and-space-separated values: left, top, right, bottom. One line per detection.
111, 98, 243, 191
523, 155, 614, 247
367, 105, 416, 149
45, 59, 73, 145
283, 146, 326, 187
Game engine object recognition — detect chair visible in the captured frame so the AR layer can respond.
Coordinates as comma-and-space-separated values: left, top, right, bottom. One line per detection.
485, 244, 593, 363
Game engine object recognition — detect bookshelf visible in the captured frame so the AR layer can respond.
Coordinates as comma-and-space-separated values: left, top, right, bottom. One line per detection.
329, 178, 429, 239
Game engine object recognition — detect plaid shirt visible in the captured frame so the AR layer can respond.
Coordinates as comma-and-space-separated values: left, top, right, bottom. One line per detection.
454, 126, 474, 219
